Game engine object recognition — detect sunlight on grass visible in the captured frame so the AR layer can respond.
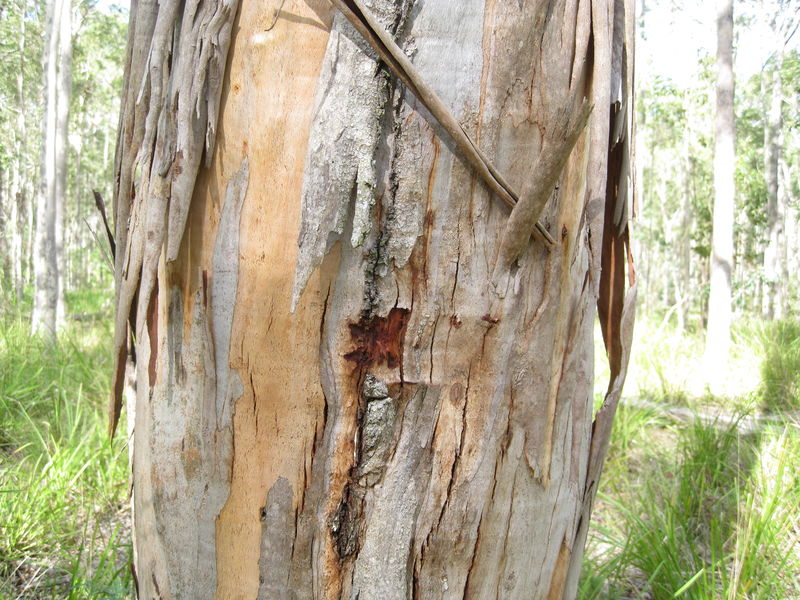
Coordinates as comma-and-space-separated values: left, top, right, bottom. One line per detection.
0, 293, 132, 599
583, 315, 800, 599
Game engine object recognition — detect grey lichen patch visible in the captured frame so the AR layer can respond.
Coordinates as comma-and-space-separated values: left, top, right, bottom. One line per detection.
292, 13, 391, 310
383, 101, 427, 269
358, 375, 396, 486
292, 0, 415, 310
362, 374, 389, 399
257, 477, 295, 600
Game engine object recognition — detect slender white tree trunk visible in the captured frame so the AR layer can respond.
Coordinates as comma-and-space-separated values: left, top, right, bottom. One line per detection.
8, 2, 28, 302
705, 0, 735, 388
55, 0, 71, 323
112, 1, 636, 598
32, 0, 63, 338
0, 171, 9, 294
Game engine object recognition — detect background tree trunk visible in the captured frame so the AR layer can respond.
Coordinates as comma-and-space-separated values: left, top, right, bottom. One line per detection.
761, 2, 798, 320
705, 0, 735, 384
54, 0, 71, 324
32, 0, 67, 338
762, 49, 783, 320
112, 1, 635, 598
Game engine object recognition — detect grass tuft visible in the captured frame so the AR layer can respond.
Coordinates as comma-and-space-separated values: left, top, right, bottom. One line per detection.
0, 293, 132, 599
753, 319, 800, 412
583, 315, 800, 600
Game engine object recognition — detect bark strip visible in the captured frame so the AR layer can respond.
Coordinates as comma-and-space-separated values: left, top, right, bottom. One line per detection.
110, 0, 241, 436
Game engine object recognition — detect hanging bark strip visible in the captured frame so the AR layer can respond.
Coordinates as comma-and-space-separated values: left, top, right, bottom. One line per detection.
92, 189, 115, 259
328, 0, 556, 249
109, 0, 241, 437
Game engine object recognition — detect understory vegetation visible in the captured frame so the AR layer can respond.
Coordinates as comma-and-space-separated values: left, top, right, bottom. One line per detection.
0, 291, 133, 600
2, 292, 798, 599
580, 318, 800, 600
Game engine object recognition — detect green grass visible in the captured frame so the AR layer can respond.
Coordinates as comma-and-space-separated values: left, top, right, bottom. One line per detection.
750, 319, 800, 412
0, 292, 132, 599
583, 316, 800, 599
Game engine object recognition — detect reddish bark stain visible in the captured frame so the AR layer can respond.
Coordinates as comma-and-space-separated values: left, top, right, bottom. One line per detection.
481, 313, 499, 325
344, 307, 411, 370
173, 149, 184, 176
147, 280, 159, 386
449, 382, 464, 407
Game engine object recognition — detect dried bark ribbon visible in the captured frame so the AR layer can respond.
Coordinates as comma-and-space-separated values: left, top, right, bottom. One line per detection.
330, 0, 555, 247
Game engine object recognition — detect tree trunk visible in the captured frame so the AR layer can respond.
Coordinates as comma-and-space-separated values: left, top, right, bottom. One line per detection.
32, 0, 65, 338
705, 0, 734, 385
761, 37, 783, 319
761, 1, 797, 320
0, 169, 9, 295
112, 1, 635, 598
55, 0, 71, 323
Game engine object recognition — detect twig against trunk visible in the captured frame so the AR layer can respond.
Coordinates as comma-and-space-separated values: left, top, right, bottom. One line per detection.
329, 0, 555, 247
92, 189, 116, 259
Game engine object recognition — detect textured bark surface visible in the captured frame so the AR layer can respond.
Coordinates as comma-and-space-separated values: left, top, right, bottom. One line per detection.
113, 0, 635, 598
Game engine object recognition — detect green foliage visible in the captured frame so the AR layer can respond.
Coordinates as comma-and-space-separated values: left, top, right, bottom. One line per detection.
754, 319, 800, 412
581, 409, 800, 600
0, 292, 132, 599
583, 315, 800, 599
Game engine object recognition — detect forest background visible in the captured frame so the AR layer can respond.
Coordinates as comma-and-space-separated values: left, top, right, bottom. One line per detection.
0, 0, 798, 598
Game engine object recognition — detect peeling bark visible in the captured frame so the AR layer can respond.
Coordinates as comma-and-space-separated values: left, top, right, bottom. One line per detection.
114, 0, 636, 598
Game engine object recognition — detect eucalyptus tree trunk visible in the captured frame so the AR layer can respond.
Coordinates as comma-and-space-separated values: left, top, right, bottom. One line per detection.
32, 0, 64, 337
761, 1, 798, 319
32, 0, 71, 338
762, 51, 783, 320
54, 0, 71, 324
5, 5, 28, 302
111, 1, 635, 598
705, 0, 734, 384
0, 172, 9, 293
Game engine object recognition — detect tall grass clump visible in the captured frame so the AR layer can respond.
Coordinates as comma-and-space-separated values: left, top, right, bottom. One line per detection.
581, 407, 800, 600
0, 292, 132, 599
752, 319, 800, 413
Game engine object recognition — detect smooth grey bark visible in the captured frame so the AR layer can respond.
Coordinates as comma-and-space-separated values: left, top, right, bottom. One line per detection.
704, 0, 735, 385
54, 0, 71, 323
32, 0, 63, 337
32, 0, 71, 337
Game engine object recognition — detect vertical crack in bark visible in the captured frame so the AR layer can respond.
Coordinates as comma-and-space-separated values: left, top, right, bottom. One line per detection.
146, 279, 159, 386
